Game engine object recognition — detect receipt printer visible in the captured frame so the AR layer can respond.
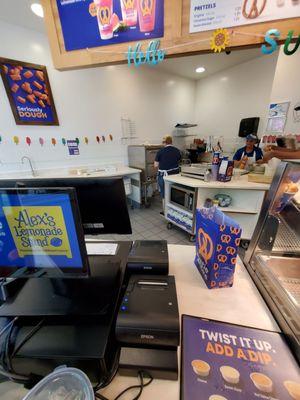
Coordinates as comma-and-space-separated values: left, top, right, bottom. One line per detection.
126, 240, 169, 276
116, 275, 179, 347
115, 275, 180, 380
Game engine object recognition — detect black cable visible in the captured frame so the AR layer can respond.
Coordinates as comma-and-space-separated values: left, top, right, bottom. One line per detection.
93, 347, 120, 393
95, 393, 109, 400
113, 371, 153, 400
11, 319, 44, 359
4, 319, 15, 372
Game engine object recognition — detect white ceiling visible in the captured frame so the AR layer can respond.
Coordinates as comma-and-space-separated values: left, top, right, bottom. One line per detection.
0, 1, 263, 80
157, 48, 264, 80
0, 0, 45, 33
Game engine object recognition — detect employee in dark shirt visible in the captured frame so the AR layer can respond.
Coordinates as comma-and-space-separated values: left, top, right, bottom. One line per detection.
154, 136, 181, 213
233, 134, 263, 168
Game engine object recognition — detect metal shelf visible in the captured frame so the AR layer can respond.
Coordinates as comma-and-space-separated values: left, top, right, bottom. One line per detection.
273, 219, 300, 253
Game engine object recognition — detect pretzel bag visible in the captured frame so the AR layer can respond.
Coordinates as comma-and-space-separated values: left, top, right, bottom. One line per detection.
194, 207, 242, 289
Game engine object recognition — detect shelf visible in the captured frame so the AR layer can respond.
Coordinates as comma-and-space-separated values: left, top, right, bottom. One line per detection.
166, 203, 193, 217
220, 207, 258, 215
166, 217, 194, 235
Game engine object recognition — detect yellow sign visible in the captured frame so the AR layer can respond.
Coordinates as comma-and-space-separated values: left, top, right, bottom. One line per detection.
3, 206, 72, 258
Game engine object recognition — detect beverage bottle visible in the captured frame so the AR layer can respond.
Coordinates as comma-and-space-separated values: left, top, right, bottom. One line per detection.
94, 0, 113, 40
120, 0, 138, 26
137, 0, 156, 32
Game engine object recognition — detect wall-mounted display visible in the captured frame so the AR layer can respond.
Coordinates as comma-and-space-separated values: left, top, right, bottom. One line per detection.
190, 0, 300, 34
0, 58, 59, 126
181, 315, 300, 400
56, 0, 164, 51
266, 102, 290, 134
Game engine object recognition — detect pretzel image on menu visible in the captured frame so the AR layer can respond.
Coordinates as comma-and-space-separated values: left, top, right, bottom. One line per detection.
242, 0, 267, 19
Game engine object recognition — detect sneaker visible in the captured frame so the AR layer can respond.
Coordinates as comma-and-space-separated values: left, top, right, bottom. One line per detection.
160, 211, 164, 216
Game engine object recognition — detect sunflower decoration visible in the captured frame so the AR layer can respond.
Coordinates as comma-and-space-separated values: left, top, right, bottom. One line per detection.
210, 28, 230, 53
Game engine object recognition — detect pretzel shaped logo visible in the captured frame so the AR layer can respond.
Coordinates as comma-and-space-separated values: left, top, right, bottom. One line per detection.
140, 0, 153, 17
211, 281, 216, 288
213, 263, 219, 271
218, 254, 227, 263
217, 244, 223, 252
242, 0, 267, 19
221, 234, 231, 244
198, 228, 214, 263
123, 0, 135, 9
214, 272, 219, 279
230, 227, 241, 235
226, 246, 236, 256
235, 238, 241, 247
231, 257, 237, 265
219, 225, 226, 232
99, 6, 111, 25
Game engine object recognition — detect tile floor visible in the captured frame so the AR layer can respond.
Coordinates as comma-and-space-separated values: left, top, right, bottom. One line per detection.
93, 195, 194, 245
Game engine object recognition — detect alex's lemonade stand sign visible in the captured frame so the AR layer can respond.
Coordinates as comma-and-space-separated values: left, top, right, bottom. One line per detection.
3, 206, 72, 258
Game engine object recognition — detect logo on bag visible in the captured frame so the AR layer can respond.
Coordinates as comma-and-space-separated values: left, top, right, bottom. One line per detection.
217, 244, 222, 252
198, 228, 214, 263
210, 281, 216, 288
231, 257, 237, 265
235, 238, 241, 246
214, 272, 219, 279
219, 225, 226, 232
226, 246, 236, 256
218, 254, 227, 263
213, 263, 219, 270
230, 227, 241, 235
221, 234, 231, 244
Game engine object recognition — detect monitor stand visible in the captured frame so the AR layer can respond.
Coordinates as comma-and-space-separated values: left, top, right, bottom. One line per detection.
0, 242, 132, 318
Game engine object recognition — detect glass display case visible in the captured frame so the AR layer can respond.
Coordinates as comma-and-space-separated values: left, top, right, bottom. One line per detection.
245, 161, 300, 362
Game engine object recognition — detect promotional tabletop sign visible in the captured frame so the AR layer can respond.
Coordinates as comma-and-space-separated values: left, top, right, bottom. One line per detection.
0, 58, 59, 126
67, 140, 80, 156
190, 0, 300, 34
56, 0, 164, 51
181, 315, 300, 400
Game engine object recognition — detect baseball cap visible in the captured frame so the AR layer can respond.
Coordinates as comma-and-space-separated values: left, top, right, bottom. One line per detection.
246, 134, 257, 141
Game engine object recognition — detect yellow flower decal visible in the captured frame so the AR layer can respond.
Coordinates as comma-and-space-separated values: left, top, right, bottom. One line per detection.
210, 28, 230, 53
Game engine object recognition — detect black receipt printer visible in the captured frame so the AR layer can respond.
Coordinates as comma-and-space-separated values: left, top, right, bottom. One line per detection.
126, 240, 169, 276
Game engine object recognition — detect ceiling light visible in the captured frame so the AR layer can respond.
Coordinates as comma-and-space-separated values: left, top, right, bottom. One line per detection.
196, 67, 206, 74
31, 3, 44, 18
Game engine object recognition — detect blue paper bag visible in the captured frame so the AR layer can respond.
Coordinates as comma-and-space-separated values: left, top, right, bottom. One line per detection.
194, 207, 242, 289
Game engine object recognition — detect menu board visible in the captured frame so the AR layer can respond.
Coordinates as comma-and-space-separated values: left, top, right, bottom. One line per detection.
190, 1, 300, 33
56, 0, 164, 51
181, 315, 300, 400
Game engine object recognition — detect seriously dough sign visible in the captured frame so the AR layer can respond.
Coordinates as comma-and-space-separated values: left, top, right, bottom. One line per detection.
190, 0, 300, 33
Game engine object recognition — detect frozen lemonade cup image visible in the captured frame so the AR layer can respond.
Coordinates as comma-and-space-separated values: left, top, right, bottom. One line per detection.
250, 372, 273, 393
220, 366, 240, 385
94, 0, 113, 40
120, 0, 138, 27
284, 381, 300, 400
137, 0, 156, 32
191, 360, 211, 378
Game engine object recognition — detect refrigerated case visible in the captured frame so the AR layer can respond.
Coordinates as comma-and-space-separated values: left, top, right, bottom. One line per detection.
245, 161, 300, 362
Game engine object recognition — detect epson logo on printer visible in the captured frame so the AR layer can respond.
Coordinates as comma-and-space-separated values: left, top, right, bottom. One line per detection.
143, 266, 153, 270
141, 334, 155, 340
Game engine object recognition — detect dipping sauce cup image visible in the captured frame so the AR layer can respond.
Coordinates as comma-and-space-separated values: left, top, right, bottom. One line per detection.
191, 360, 210, 377
220, 366, 240, 385
250, 372, 273, 393
137, 0, 156, 32
94, 0, 113, 40
120, 0, 138, 27
284, 381, 300, 400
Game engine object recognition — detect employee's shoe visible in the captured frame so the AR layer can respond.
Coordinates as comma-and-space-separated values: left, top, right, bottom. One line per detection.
160, 211, 164, 216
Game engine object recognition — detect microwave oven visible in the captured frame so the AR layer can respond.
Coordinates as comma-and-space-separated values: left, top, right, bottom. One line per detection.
170, 185, 196, 212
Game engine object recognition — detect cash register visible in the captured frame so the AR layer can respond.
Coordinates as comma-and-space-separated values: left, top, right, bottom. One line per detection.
0, 180, 179, 387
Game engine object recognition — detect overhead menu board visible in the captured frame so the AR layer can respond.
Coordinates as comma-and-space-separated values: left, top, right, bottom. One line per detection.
56, 0, 164, 51
190, 0, 300, 33
181, 315, 300, 400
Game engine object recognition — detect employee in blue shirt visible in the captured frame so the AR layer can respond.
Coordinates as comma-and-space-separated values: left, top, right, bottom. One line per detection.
154, 136, 181, 213
233, 134, 263, 168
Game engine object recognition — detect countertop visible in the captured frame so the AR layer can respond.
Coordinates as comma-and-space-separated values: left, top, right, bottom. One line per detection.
0, 166, 141, 181
164, 174, 270, 191
0, 245, 278, 400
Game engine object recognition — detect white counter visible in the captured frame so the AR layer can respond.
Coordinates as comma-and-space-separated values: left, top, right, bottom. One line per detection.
98, 245, 278, 400
164, 174, 270, 191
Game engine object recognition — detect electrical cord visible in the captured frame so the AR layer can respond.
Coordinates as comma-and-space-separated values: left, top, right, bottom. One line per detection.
93, 347, 120, 393
95, 371, 153, 400
11, 319, 44, 359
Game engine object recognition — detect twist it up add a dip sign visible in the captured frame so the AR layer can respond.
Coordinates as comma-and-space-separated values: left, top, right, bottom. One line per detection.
126, 40, 166, 67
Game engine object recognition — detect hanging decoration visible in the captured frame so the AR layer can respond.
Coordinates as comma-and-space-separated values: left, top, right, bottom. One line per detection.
51, 138, 57, 146
109, 134, 113, 141
96, 136, 100, 144
26, 137, 32, 146
0, 136, 2, 144
13, 136, 19, 145
62, 138, 66, 146
102, 136, 106, 143
126, 40, 166, 67
84, 137, 89, 144
210, 29, 230, 53
75, 137, 80, 145
39, 137, 45, 146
